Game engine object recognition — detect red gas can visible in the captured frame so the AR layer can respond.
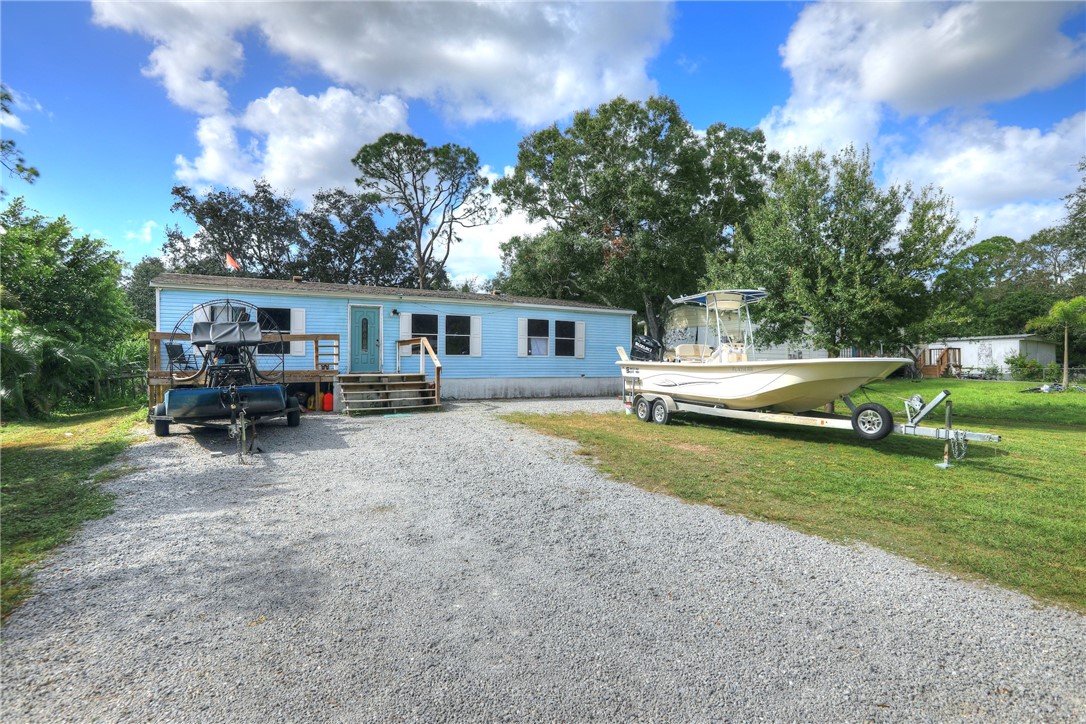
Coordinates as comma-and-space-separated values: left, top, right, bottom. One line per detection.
322, 392, 334, 412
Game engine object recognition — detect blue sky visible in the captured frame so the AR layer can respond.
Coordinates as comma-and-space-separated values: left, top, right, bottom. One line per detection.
2, 1, 1083, 284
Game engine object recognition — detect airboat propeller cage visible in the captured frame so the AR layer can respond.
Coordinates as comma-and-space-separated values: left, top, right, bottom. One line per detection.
190, 320, 263, 348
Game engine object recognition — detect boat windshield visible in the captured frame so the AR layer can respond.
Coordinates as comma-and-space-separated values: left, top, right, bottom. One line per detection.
667, 289, 766, 357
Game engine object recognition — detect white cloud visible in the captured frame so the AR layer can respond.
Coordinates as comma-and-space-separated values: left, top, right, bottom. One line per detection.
446, 166, 546, 281
92, 1, 669, 126
763, 1, 1085, 245
857, 2, 1084, 115
174, 87, 409, 199
969, 201, 1067, 244
761, 1, 1085, 154
251, 2, 669, 125
885, 113, 1086, 211
124, 220, 159, 244
92, 1, 670, 211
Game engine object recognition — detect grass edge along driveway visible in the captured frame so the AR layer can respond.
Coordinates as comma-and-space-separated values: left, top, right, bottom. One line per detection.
507, 380, 1085, 612
1, 406, 145, 621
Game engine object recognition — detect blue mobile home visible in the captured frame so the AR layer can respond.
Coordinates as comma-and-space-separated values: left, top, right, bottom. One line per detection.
151, 273, 634, 405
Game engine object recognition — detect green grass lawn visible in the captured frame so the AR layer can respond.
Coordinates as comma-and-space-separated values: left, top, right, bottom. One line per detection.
0, 406, 145, 620
507, 379, 1086, 611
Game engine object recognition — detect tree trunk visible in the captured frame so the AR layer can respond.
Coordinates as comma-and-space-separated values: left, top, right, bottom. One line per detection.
642, 294, 660, 342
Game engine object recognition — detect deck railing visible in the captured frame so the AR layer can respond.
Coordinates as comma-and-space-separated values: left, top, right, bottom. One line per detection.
395, 336, 442, 404
147, 331, 341, 411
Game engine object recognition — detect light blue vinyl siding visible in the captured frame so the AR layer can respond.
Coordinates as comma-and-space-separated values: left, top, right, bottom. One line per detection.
158, 290, 346, 371
383, 300, 631, 379
157, 287, 633, 380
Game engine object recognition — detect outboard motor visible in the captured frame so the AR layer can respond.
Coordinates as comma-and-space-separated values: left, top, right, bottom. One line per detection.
631, 335, 664, 361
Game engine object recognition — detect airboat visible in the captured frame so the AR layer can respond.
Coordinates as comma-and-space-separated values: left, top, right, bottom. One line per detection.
150, 298, 301, 459
617, 290, 1001, 461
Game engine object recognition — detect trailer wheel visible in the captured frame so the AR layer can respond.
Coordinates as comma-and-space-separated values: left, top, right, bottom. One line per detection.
635, 397, 653, 422
651, 399, 670, 425
851, 402, 893, 441
286, 397, 301, 427
153, 403, 170, 437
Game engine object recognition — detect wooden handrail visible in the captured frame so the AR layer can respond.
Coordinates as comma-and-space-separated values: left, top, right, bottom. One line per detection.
395, 337, 442, 404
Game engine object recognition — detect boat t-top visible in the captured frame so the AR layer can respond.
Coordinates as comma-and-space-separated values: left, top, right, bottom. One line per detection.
619, 289, 913, 415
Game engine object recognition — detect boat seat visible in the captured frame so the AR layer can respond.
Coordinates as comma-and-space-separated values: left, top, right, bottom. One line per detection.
674, 343, 713, 362
709, 344, 747, 363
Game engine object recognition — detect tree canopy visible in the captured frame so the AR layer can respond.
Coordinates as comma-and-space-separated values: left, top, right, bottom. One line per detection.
494, 95, 776, 339
162, 181, 415, 286
1, 85, 40, 197
1, 199, 137, 417
353, 133, 493, 290
705, 145, 971, 356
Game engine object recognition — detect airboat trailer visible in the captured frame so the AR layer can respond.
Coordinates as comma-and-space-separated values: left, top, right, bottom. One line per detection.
617, 290, 1001, 461
150, 298, 301, 458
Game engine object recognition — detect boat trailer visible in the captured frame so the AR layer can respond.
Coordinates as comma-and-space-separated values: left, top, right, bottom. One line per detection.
623, 384, 1001, 465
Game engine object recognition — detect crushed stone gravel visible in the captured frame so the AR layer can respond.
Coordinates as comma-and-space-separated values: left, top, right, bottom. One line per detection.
2, 397, 1084, 722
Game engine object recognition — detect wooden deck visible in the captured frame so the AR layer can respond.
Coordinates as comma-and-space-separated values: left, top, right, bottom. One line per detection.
146, 331, 341, 411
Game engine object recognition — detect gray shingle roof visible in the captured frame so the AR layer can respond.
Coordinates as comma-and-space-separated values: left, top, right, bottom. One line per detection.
150, 273, 633, 313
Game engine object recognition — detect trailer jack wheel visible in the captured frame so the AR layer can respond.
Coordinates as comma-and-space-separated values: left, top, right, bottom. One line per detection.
635, 397, 653, 422
651, 399, 670, 425
851, 402, 893, 441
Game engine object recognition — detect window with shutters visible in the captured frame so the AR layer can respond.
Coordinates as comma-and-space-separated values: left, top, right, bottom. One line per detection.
445, 315, 471, 355
555, 320, 576, 357
527, 319, 548, 356
257, 307, 291, 355
411, 313, 438, 353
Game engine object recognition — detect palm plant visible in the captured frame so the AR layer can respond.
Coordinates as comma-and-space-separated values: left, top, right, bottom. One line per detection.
1028, 296, 1086, 390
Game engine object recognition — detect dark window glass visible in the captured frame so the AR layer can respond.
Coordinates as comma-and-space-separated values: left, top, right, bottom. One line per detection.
555, 320, 576, 357
527, 318, 548, 356
257, 307, 290, 355
411, 313, 438, 353
446, 315, 471, 355
360, 318, 369, 349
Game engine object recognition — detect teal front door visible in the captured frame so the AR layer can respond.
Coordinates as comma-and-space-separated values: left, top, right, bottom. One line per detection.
349, 306, 380, 373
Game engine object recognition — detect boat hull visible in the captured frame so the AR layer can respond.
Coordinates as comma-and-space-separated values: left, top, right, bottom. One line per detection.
164, 385, 287, 421
618, 357, 911, 413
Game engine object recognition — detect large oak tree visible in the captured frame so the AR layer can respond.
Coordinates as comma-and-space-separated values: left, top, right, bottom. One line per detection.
494, 95, 775, 340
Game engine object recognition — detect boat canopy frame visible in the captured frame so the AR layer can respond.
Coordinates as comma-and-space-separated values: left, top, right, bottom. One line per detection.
667, 289, 767, 357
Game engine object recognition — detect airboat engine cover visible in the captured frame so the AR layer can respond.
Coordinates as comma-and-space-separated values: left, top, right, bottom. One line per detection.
191, 320, 263, 348
631, 335, 664, 361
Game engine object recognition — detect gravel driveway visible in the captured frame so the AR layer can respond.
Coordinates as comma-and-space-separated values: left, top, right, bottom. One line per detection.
3, 398, 1084, 721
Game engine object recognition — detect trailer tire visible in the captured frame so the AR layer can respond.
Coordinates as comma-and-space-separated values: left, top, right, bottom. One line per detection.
285, 397, 301, 427
153, 403, 170, 437
635, 397, 653, 422
851, 402, 893, 441
651, 399, 670, 425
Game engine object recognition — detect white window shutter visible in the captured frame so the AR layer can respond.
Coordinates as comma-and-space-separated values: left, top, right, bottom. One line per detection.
290, 308, 306, 356
517, 318, 527, 357
399, 313, 412, 356
575, 321, 585, 359
470, 316, 482, 357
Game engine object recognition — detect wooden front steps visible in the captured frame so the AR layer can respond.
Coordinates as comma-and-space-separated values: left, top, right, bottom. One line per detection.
338, 373, 441, 415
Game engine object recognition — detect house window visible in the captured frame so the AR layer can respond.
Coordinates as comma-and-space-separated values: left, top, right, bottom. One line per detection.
412, 313, 438, 353
446, 315, 471, 355
257, 307, 291, 355
555, 320, 576, 357
527, 319, 549, 356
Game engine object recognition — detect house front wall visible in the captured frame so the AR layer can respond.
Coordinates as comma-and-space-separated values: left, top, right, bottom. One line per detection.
926, 337, 1057, 372
157, 287, 633, 398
